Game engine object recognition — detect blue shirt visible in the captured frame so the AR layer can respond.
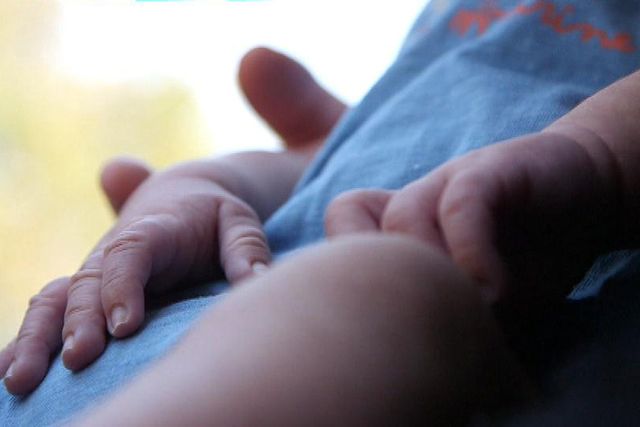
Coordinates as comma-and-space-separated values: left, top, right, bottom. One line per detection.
266, 0, 640, 299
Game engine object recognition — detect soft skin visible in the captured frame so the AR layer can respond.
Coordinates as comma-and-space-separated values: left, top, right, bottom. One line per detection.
71, 234, 528, 427
5, 56, 640, 424
0, 47, 346, 395
326, 69, 640, 308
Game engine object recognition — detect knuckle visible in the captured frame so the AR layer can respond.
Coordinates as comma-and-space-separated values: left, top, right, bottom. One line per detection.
221, 227, 268, 268
64, 303, 102, 325
27, 292, 59, 313
80, 251, 103, 270
219, 202, 261, 233
227, 230, 267, 254
438, 173, 482, 220
327, 190, 367, 213
381, 199, 420, 233
16, 330, 50, 354
221, 198, 254, 218
29, 278, 69, 315
64, 282, 104, 327
103, 229, 148, 258
16, 328, 40, 344
69, 268, 102, 293
38, 276, 70, 296
101, 267, 134, 297
324, 190, 367, 230
103, 213, 180, 259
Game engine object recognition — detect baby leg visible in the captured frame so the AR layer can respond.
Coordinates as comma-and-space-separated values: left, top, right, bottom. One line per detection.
74, 234, 527, 426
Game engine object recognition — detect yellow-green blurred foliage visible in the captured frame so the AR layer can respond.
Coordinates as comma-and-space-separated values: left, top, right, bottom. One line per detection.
0, 1, 210, 344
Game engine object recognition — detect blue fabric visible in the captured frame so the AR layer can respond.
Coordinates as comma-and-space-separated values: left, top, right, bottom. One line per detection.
3, 296, 218, 426
3, 1, 640, 424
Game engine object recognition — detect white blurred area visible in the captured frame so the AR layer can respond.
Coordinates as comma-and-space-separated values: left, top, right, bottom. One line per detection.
55, 0, 428, 154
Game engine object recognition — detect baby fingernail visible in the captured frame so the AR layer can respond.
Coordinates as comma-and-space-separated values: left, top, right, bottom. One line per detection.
4, 362, 15, 380
62, 335, 75, 356
109, 305, 128, 335
252, 262, 268, 275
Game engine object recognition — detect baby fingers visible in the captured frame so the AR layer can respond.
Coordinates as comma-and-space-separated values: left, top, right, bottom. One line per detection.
324, 189, 393, 237
62, 214, 184, 370
99, 214, 184, 338
217, 199, 271, 283
381, 168, 507, 303
62, 252, 109, 371
3, 277, 69, 395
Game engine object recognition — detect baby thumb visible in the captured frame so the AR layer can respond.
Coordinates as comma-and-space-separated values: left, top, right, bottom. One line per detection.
324, 189, 393, 237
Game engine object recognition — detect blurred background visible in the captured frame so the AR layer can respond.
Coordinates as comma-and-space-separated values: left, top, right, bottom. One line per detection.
0, 0, 426, 345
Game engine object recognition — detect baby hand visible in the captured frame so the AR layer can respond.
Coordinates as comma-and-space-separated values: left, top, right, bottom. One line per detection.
326, 130, 621, 305
1, 157, 270, 395
1, 45, 346, 395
